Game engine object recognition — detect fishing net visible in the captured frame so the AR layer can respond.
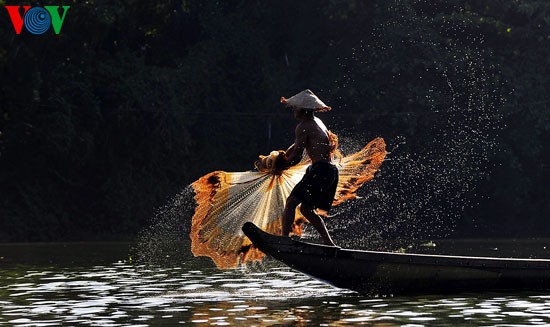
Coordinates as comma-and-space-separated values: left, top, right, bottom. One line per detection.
191, 137, 386, 269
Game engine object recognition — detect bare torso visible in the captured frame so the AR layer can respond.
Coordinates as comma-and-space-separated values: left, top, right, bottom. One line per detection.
301, 117, 331, 163
289, 116, 332, 164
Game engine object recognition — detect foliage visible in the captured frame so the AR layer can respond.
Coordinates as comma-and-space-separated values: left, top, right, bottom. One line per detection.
0, 0, 548, 241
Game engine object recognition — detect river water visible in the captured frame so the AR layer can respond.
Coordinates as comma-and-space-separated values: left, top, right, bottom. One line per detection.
2, 240, 550, 326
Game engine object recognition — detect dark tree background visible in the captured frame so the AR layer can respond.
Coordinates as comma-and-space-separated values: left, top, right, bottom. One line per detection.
0, 0, 548, 242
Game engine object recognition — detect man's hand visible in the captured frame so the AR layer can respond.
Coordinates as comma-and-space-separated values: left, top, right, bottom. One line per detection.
254, 150, 287, 174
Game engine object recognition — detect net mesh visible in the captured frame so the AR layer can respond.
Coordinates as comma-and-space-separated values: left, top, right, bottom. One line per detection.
191, 137, 386, 268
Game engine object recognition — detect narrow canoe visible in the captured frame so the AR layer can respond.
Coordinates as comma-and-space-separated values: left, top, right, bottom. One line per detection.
242, 222, 550, 295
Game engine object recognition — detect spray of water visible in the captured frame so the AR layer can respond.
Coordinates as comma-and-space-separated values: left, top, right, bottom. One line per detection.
132, 186, 196, 266
329, 1, 504, 249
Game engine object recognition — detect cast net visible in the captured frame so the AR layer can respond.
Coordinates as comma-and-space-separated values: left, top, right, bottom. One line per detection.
191, 136, 386, 269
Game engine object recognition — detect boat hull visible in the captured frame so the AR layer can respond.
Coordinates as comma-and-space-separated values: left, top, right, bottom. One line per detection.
242, 222, 550, 295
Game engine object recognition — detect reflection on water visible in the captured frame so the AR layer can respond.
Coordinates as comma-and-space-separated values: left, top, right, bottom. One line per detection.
2, 242, 550, 326
0, 263, 342, 326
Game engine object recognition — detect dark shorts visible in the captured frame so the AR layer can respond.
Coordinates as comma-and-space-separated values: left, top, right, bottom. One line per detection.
290, 161, 339, 212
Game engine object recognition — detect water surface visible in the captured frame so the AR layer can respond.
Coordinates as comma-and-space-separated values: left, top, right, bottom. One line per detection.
2, 240, 550, 326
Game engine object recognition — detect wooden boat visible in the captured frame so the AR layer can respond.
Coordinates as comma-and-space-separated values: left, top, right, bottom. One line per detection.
242, 222, 550, 295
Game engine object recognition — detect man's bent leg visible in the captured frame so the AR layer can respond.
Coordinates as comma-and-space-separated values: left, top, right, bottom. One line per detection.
299, 204, 336, 246
282, 195, 300, 236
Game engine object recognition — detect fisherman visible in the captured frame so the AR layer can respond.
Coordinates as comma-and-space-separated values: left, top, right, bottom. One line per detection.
278, 89, 339, 246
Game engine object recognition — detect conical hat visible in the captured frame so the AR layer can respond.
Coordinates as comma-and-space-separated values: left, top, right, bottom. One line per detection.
280, 89, 331, 112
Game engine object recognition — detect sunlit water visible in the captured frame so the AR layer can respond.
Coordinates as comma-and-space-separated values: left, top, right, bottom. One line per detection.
2, 242, 550, 326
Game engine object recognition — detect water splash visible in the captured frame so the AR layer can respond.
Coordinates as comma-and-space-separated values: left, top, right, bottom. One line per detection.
330, 0, 504, 249
132, 186, 196, 266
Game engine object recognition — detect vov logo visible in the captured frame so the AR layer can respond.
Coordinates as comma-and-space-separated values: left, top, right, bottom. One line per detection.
5, 5, 70, 35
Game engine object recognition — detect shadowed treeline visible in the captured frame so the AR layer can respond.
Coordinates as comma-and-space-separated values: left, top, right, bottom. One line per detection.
0, 0, 548, 242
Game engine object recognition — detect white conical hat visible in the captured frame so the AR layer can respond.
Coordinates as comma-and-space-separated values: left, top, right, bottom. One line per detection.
280, 89, 331, 112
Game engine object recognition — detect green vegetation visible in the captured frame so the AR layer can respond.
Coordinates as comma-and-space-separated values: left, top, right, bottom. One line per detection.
0, 0, 548, 241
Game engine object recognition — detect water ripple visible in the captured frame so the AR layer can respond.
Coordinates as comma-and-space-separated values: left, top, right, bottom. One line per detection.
2, 259, 550, 326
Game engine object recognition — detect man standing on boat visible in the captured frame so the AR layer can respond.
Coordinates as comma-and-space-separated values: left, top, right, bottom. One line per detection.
278, 89, 339, 246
